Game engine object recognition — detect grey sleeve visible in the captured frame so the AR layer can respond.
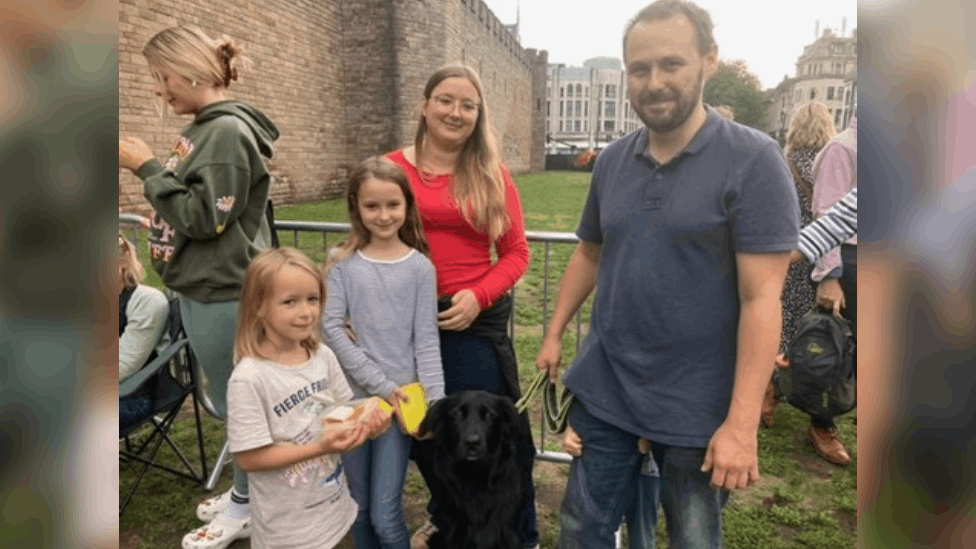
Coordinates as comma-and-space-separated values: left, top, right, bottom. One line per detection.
322, 262, 398, 398
119, 285, 169, 382
413, 259, 445, 402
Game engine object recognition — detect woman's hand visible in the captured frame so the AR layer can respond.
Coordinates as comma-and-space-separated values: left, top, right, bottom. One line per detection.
437, 289, 481, 331
816, 277, 846, 319
119, 136, 155, 173
787, 249, 805, 264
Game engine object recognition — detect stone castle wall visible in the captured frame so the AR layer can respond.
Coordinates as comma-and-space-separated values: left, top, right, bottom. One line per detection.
119, 0, 546, 215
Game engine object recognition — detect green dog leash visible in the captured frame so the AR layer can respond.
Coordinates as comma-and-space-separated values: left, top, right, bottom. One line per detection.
515, 371, 575, 434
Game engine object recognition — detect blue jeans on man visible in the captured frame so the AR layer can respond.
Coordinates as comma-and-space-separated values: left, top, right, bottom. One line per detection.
560, 401, 729, 549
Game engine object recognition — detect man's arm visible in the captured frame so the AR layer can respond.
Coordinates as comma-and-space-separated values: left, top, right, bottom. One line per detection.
535, 241, 601, 383
702, 251, 790, 490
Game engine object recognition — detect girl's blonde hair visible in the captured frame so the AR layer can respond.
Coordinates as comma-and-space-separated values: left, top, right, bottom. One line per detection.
235, 247, 324, 363
784, 102, 836, 197
143, 26, 250, 112
414, 64, 509, 242
119, 230, 146, 289
328, 156, 430, 269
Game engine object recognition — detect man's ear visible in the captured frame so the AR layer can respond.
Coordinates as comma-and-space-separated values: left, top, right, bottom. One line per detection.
703, 46, 719, 80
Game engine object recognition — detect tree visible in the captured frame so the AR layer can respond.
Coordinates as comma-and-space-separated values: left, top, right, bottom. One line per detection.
704, 58, 768, 129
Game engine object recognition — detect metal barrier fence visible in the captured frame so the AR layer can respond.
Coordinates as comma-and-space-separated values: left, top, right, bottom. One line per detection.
119, 213, 586, 465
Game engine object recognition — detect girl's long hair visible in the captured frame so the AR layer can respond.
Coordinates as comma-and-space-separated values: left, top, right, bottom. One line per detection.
119, 230, 146, 289
235, 247, 324, 363
413, 64, 510, 242
784, 102, 836, 197
327, 156, 430, 270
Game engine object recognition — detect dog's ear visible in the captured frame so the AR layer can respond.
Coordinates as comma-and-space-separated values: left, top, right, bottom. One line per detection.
420, 394, 451, 440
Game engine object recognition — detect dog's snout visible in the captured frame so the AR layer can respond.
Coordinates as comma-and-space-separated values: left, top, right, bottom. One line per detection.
464, 433, 482, 448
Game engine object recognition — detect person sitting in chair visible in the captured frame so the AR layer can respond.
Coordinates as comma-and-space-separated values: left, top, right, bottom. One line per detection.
119, 230, 170, 431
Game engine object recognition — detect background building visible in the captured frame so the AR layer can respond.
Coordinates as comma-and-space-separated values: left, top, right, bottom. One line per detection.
545, 57, 641, 154
119, 0, 547, 215
765, 20, 857, 142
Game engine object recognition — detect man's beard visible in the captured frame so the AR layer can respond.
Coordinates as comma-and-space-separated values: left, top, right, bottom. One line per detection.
632, 66, 705, 134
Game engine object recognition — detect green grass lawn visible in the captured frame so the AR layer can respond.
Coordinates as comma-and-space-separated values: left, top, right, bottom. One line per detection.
119, 170, 855, 548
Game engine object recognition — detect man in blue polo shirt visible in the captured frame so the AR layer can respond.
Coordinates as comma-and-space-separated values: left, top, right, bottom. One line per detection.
536, 1, 799, 547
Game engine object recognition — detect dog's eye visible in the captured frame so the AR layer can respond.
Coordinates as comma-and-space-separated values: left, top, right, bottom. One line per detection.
482, 408, 497, 422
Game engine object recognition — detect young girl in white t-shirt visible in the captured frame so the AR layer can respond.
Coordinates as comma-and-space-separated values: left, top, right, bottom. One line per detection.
226, 247, 392, 549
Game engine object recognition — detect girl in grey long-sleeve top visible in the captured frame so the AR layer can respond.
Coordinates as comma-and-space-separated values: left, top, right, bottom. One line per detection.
321, 156, 444, 549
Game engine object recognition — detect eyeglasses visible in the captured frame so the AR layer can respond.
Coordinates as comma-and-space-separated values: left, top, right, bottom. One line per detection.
432, 94, 480, 114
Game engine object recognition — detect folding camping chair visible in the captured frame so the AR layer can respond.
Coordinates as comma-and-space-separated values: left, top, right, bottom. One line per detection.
119, 298, 209, 516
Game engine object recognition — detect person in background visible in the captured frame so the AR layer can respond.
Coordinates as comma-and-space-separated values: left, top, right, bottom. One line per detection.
118, 25, 279, 549
118, 231, 170, 431
806, 116, 858, 466
760, 101, 835, 428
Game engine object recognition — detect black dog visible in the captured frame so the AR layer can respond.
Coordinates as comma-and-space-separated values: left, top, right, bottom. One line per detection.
418, 390, 534, 549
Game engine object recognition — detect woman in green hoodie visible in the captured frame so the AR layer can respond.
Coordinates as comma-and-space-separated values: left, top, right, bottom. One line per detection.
119, 26, 278, 549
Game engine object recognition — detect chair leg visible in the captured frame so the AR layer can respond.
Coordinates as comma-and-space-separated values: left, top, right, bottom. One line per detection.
192, 390, 209, 484
204, 439, 232, 491
120, 406, 181, 516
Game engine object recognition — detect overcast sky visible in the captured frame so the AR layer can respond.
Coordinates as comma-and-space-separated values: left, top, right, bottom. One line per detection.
482, 0, 857, 90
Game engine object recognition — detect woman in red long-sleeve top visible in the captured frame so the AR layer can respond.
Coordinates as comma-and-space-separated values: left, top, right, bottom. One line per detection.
386, 64, 538, 549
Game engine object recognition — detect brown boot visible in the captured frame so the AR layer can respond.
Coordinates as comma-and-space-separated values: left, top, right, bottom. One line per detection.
808, 424, 851, 466
760, 376, 779, 428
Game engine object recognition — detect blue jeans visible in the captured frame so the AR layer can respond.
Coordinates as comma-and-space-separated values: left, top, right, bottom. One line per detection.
119, 394, 153, 432
559, 401, 729, 549
344, 424, 412, 549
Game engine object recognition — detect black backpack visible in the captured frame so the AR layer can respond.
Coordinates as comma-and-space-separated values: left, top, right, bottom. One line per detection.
780, 307, 856, 418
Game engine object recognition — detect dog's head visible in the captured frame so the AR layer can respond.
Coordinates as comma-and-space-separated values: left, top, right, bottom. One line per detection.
423, 390, 520, 464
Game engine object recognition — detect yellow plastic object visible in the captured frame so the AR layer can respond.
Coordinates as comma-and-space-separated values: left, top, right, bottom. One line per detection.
397, 383, 428, 435
378, 400, 394, 413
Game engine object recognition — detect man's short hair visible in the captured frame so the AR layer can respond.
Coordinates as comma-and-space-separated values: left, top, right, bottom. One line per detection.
623, 0, 716, 59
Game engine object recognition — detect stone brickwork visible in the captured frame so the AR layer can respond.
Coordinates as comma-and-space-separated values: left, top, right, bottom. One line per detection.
120, 0, 546, 215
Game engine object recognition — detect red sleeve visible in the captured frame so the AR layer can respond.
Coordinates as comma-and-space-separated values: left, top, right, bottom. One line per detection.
470, 168, 530, 308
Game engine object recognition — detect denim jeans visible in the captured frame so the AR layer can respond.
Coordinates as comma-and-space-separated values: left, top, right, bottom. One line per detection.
344, 424, 412, 549
559, 401, 730, 549
119, 394, 153, 432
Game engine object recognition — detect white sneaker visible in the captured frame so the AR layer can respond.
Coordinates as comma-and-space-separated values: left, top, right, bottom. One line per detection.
195, 489, 232, 522
182, 512, 251, 549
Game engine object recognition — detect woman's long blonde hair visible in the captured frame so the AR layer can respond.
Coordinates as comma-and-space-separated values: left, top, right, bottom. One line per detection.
784, 102, 835, 156
784, 102, 836, 197
235, 247, 324, 363
326, 156, 430, 270
414, 64, 509, 242
119, 230, 146, 290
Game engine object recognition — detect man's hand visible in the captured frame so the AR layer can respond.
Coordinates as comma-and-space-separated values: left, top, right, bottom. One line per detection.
562, 424, 583, 457
816, 277, 846, 318
535, 336, 563, 385
437, 289, 481, 331
701, 422, 760, 490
